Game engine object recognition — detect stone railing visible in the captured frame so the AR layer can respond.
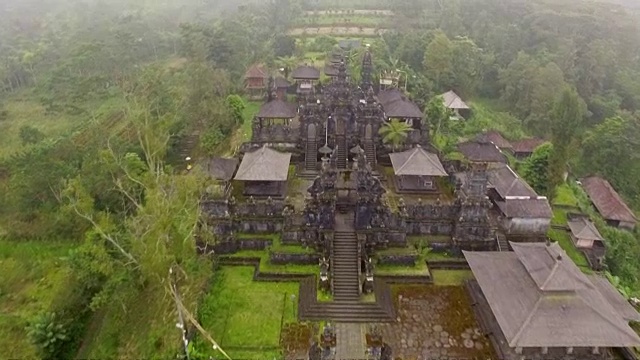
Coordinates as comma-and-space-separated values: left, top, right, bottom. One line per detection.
252, 125, 300, 143
201, 198, 291, 219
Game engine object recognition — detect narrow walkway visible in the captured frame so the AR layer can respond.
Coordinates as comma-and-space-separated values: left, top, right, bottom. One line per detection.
335, 323, 368, 359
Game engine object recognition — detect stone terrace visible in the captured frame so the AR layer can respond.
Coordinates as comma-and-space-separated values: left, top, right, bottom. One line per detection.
377, 285, 495, 360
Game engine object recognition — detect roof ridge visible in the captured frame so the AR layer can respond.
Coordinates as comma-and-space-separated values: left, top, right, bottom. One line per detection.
510, 295, 544, 347
396, 148, 418, 173
578, 292, 640, 344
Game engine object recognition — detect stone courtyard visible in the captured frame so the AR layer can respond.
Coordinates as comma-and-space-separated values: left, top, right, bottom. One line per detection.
376, 285, 495, 360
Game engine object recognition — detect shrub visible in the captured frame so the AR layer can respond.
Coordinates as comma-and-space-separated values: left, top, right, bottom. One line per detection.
27, 312, 70, 360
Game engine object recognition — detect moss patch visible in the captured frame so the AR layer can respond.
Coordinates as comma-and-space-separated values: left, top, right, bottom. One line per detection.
431, 270, 474, 286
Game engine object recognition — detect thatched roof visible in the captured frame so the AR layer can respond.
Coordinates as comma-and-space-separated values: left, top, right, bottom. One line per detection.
292, 65, 320, 80
488, 165, 537, 198
324, 64, 339, 77
274, 76, 290, 89
457, 141, 507, 163
512, 138, 546, 154
495, 198, 553, 219
207, 157, 239, 181
256, 99, 297, 119
441, 90, 469, 110
568, 215, 604, 242
581, 176, 637, 225
383, 97, 423, 119
244, 64, 267, 79
464, 242, 640, 348
234, 146, 291, 182
389, 146, 447, 177
376, 88, 403, 107
475, 130, 513, 150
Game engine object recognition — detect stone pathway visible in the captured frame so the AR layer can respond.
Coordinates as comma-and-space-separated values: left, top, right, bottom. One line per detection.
335, 323, 368, 359
377, 286, 495, 360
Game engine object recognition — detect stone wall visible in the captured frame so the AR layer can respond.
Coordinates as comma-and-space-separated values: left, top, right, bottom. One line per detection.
270, 252, 320, 265
377, 254, 419, 266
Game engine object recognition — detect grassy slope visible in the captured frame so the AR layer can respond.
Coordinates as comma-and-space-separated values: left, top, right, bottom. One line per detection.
465, 98, 527, 140
0, 239, 76, 359
194, 266, 299, 359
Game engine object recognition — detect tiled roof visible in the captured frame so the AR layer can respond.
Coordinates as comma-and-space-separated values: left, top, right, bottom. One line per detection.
581, 176, 637, 225
441, 90, 469, 110
464, 242, 640, 348
495, 197, 553, 219
512, 138, 546, 154
234, 146, 291, 181
475, 130, 513, 150
244, 64, 267, 79
292, 65, 320, 80
457, 141, 507, 163
389, 146, 447, 177
256, 99, 297, 119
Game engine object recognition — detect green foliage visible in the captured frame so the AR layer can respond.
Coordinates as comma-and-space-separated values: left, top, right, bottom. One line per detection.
225, 94, 246, 126
19, 125, 45, 145
27, 312, 70, 360
274, 34, 296, 57
520, 142, 552, 196
425, 95, 451, 141
309, 35, 338, 52
379, 119, 413, 148
200, 126, 225, 155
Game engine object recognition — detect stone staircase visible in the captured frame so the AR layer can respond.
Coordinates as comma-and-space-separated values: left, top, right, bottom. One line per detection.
332, 230, 360, 302
305, 138, 317, 171
336, 136, 347, 169
496, 232, 510, 252
363, 140, 376, 168
178, 133, 199, 160
298, 212, 395, 323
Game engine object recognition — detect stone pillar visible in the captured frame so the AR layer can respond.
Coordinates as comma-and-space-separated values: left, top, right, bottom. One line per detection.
515, 347, 523, 354
566, 347, 574, 355
592, 347, 600, 354
541, 347, 548, 355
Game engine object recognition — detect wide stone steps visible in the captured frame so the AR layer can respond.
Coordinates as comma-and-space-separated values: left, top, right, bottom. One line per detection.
300, 301, 392, 322
305, 140, 317, 171
496, 233, 510, 252
332, 230, 360, 305
336, 137, 347, 169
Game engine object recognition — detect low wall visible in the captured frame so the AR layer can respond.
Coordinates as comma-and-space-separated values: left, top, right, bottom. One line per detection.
211, 239, 272, 254
270, 252, 320, 265
377, 254, 418, 266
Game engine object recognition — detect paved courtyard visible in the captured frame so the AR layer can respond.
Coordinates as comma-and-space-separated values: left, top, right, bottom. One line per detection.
376, 285, 496, 360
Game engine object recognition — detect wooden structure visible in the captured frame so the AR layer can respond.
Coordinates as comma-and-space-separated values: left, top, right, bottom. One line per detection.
234, 146, 292, 197
206, 157, 239, 196
488, 165, 552, 236
475, 130, 513, 153
244, 64, 268, 100
441, 90, 470, 119
457, 140, 507, 164
273, 76, 291, 101
581, 176, 637, 230
292, 65, 321, 97
389, 146, 447, 192
511, 138, 545, 159
465, 242, 640, 359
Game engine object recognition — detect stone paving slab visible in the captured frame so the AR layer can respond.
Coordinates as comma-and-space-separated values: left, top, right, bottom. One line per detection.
335, 323, 368, 360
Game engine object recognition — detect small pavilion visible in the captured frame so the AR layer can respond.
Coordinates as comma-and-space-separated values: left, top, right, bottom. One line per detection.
389, 145, 448, 192
292, 65, 321, 96
206, 157, 239, 196
255, 99, 297, 127
234, 145, 292, 197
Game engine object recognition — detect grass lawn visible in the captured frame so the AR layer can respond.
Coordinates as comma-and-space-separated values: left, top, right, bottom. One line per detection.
0, 239, 77, 360
223, 251, 318, 275
554, 183, 579, 207
552, 208, 568, 225
431, 270, 474, 286
547, 229, 592, 273
376, 261, 430, 276
217, 99, 260, 156
194, 266, 299, 359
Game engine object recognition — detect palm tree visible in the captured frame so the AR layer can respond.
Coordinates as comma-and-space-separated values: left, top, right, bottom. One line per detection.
379, 119, 412, 150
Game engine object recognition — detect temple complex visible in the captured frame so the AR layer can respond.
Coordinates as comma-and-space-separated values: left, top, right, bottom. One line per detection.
199, 47, 639, 359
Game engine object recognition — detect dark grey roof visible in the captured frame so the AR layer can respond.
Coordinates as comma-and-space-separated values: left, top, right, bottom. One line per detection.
457, 141, 507, 163
475, 130, 513, 150
589, 275, 640, 322
495, 198, 553, 219
488, 165, 537, 198
389, 146, 447, 177
581, 176, 638, 224
383, 98, 423, 119
207, 157, 239, 181
234, 146, 291, 181
376, 88, 403, 107
568, 215, 604, 242
324, 64, 339, 77
256, 99, 297, 119
292, 65, 320, 80
464, 242, 640, 348
274, 76, 290, 89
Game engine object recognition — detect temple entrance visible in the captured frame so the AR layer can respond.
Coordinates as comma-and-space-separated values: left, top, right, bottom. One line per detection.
365, 123, 373, 140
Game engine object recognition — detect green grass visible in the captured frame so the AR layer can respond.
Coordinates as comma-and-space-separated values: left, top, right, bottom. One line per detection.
194, 266, 299, 359
431, 270, 474, 286
552, 208, 568, 225
424, 250, 454, 261
547, 229, 592, 273
376, 247, 418, 256
223, 251, 318, 275
554, 183, 579, 207
217, 100, 260, 156
375, 261, 430, 276
0, 239, 77, 360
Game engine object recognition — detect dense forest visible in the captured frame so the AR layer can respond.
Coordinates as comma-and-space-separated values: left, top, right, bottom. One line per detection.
1, 0, 640, 358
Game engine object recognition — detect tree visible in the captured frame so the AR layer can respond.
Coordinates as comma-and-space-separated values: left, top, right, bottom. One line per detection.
273, 34, 296, 58
548, 87, 586, 201
379, 119, 412, 150
425, 95, 451, 142
423, 31, 454, 90
225, 94, 245, 125
520, 142, 552, 196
